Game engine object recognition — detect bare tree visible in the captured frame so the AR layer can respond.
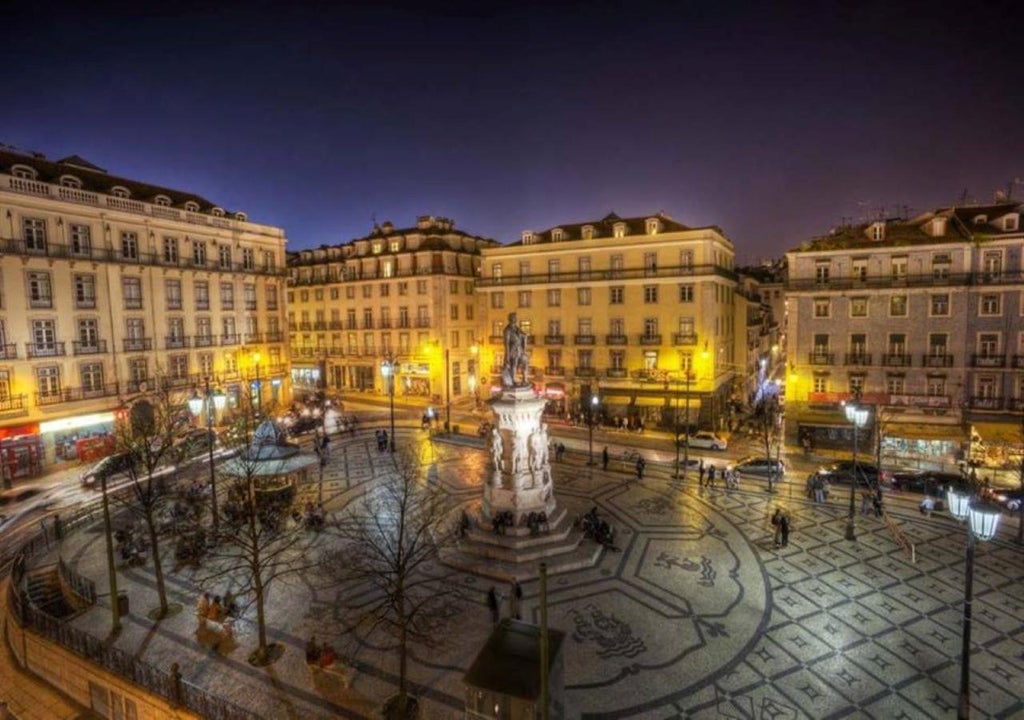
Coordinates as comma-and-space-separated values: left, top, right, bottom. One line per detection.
197, 411, 319, 665
111, 388, 190, 619
753, 393, 782, 493
319, 448, 465, 719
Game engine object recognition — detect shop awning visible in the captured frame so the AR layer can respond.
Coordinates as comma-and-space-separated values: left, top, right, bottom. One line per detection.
794, 410, 849, 428
600, 395, 631, 405
971, 422, 1024, 447
884, 423, 965, 443
633, 396, 668, 407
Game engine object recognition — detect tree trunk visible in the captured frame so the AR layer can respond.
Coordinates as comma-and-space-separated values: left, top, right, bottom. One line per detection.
144, 504, 169, 617
397, 581, 407, 716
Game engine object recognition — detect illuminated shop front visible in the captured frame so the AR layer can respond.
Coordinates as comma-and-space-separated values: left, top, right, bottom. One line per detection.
40, 412, 117, 465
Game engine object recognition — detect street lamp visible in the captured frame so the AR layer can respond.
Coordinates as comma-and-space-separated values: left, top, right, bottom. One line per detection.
674, 372, 692, 480
587, 394, 599, 465
251, 352, 263, 416
189, 378, 226, 535
381, 354, 397, 453
946, 487, 1001, 720
844, 401, 870, 541
444, 347, 451, 432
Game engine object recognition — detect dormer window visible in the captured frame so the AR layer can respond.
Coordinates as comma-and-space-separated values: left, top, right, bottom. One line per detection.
581, 225, 594, 240
972, 214, 988, 225
184, 201, 200, 212
613, 222, 626, 238
389, 239, 401, 252
11, 165, 37, 180
869, 222, 885, 241
372, 241, 382, 254
234, 211, 248, 221
645, 218, 661, 235
153, 194, 172, 207
211, 207, 225, 217
928, 217, 947, 237
110, 186, 131, 199
1003, 214, 1019, 231
551, 228, 564, 242
59, 175, 82, 189
522, 231, 535, 245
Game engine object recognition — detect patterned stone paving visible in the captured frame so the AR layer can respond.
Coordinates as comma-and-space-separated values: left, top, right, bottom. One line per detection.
46, 432, 1024, 719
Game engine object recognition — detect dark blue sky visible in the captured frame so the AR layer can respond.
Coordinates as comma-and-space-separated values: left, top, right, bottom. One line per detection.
4, 1, 1022, 261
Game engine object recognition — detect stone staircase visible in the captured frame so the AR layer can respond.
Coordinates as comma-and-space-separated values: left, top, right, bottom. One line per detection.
25, 565, 79, 619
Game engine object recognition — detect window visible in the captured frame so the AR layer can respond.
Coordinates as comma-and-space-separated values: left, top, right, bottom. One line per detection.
417, 280, 427, 294
398, 281, 408, 295
194, 281, 209, 310
579, 257, 591, 278
168, 317, 185, 345
346, 286, 355, 299
815, 262, 830, 284
582, 225, 595, 240
221, 316, 236, 340
927, 377, 946, 397
930, 294, 949, 316
978, 333, 999, 357
547, 319, 562, 336
679, 285, 694, 302
613, 223, 626, 238
31, 320, 57, 355
980, 294, 1002, 316
812, 376, 828, 393
888, 333, 906, 354
643, 286, 658, 303
169, 355, 189, 380
491, 292, 504, 309
679, 250, 694, 269
300, 290, 309, 303
547, 259, 560, 279
398, 307, 409, 328
362, 285, 372, 299
551, 228, 564, 242
643, 318, 658, 338
813, 334, 830, 354
518, 291, 531, 308
609, 286, 624, 304
891, 257, 907, 279
75, 274, 96, 308
81, 363, 104, 393
266, 285, 278, 310
851, 258, 868, 281
886, 376, 905, 394
982, 251, 1002, 280
121, 232, 138, 260
23, 218, 47, 253
547, 289, 561, 307
450, 304, 459, 320
578, 349, 593, 369
850, 333, 866, 354
449, 280, 459, 294
244, 284, 257, 310
28, 271, 53, 308
814, 298, 830, 318
577, 287, 591, 306
128, 358, 148, 387
69, 224, 91, 256
644, 253, 658, 276
163, 237, 179, 263
11, 165, 36, 179
363, 309, 373, 328
610, 254, 623, 278
466, 303, 474, 320
37, 366, 61, 399
929, 334, 948, 356
122, 277, 143, 309
218, 245, 232, 269
610, 350, 625, 370
196, 317, 212, 343
849, 376, 865, 396
220, 283, 234, 310
242, 247, 254, 270
889, 296, 907, 316
849, 297, 867, 317
609, 318, 625, 337
380, 283, 390, 298
192, 240, 207, 266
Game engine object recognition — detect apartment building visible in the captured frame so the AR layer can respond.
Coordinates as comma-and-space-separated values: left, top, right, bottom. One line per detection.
286, 216, 497, 403
477, 212, 739, 430
0, 147, 289, 479
785, 202, 1024, 467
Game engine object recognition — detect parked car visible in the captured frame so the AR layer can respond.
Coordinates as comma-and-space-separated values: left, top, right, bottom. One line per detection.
728, 456, 785, 479
890, 470, 960, 494
676, 431, 728, 451
80, 451, 137, 487
286, 415, 322, 436
994, 488, 1024, 512
173, 429, 218, 460
817, 460, 888, 487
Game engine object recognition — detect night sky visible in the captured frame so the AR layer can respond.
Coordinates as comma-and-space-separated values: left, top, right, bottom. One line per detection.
4, 1, 1022, 261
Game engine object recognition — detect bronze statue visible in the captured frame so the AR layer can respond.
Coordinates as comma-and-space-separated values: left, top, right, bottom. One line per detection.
501, 312, 530, 388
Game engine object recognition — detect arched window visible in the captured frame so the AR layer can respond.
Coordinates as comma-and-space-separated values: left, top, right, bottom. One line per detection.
211, 206, 225, 217
110, 186, 131, 198
11, 165, 37, 180
234, 211, 248, 221
153, 194, 172, 207
184, 201, 200, 212
59, 175, 82, 189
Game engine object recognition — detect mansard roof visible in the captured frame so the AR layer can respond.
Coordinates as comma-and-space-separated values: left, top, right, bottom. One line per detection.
509, 211, 697, 246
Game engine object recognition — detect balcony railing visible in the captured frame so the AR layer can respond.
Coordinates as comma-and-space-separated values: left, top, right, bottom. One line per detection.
673, 333, 698, 346
36, 382, 120, 406
124, 298, 143, 310
72, 340, 108, 355
415, 318, 431, 328
76, 298, 96, 309
1014, 355, 1024, 369
243, 333, 262, 345
265, 331, 284, 343
123, 338, 153, 352
165, 335, 190, 349
26, 342, 66, 358
639, 334, 662, 345
922, 354, 954, 368
245, 301, 257, 311
0, 343, 17, 360
968, 396, 1004, 411
545, 367, 566, 376
298, 322, 312, 331
329, 321, 343, 330
808, 352, 834, 365
971, 354, 1006, 368
881, 353, 912, 367
0, 394, 27, 412
786, 269, 1024, 292
606, 368, 627, 378
125, 378, 154, 394
220, 334, 240, 346
605, 334, 628, 345
844, 353, 872, 366
574, 334, 595, 345
574, 367, 596, 377
544, 335, 565, 345
195, 300, 210, 311
476, 262, 738, 287
194, 335, 215, 347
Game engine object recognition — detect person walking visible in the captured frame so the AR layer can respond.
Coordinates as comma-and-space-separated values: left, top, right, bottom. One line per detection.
635, 455, 645, 481
487, 586, 499, 625
197, 592, 211, 628
872, 486, 884, 518
698, 459, 706, 487
860, 489, 872, 516
706, 464, 716, 489
601, 446, 609, 471
779, 511, 791, 547
770, 508, 783, 548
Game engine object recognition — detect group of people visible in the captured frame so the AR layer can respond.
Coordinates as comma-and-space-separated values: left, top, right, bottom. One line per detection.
292, 501, 326, 529
579, 506, 616, 549
196, 590, 237, 628
114, 524, 148, 566
697, 460, 737, 489
305, 636, 339, 668
805, 473, 831, 503
860, 487, 885, 518
770, 508, 791, 548
374, 429, 390, 452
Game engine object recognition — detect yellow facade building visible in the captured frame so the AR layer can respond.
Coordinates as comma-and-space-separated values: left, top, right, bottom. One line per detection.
0, 147, 289, 479
477, 212, 740, 430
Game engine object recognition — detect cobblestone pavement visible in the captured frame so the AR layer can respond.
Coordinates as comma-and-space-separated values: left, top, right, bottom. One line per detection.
31, 430, 1024, 719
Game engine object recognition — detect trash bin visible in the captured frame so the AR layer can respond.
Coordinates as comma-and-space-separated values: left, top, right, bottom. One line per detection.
117, 592, 129, 616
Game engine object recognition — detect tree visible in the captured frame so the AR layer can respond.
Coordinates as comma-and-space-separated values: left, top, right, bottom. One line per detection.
111, 388, 190, 619
197, 410, 319, 665
319, 448, 465, 718
753, 393, 782, 493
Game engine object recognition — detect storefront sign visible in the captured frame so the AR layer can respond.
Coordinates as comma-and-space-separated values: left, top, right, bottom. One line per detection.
401, 363, 430, 376
39, 413, 115, 434
888, 394, 951, 408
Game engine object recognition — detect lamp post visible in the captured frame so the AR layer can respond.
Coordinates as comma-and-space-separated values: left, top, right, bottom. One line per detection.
251, 352, 262, 416
674, 372, 692, 480
444, 347, 451, 432
100, 471, 120, 634
946, 487, 1001, 719
381, 354, 396, 452
188, 378, 226, 535
587, 394, 599, 465
844, 401, 870, 541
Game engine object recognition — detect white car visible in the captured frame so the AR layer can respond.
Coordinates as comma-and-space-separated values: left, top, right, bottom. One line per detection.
677, 431, 728, 451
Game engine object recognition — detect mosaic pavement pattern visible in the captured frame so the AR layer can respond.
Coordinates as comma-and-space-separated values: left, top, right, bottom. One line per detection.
54, 432, 1024, 719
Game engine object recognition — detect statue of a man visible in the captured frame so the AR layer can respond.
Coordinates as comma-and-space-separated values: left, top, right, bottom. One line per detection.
489, 427, 503, 472
502, 312, 529, 388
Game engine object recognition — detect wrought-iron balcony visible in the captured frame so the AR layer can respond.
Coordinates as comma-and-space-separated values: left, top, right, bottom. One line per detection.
922, 354, 954, 368
0, 394, 27, 412
971, 353, 1006, 368
639, 334, 662, 346
195, 300, 210, 311
73, 340, 108, 355
327, 346, 344, 356
123, 298, 143, 310
245, 301, 257, 311
76, 298, 97, 309
545, 366, 566, 376
27, 341, 66, 358
574, 366, 596, 377
1009, 398, 1024, 411
844, 352, 872, 366
574, 334, 595, 345
298, 322, 312, 331
243, 333, 262, 345
36, 382, 120, 406
1014, 355, 1024, 369
544, 334, 565, 345
265, 331, 284, 343
605, 334, 628, 345
968, 396, 1004, 410
881, 353, 912, 367
123, 338, 153, 352
194, 335, 215, 347
807, 352, 834, 365
379, 320, 392, 329
125, 378, 153, 394
329, 321, 343, 330
0, 343, 17, 360
165, 335, 190, 349
313, 322, 327, 331
415, 318, 431, 328
673, 333, 698, 346
221, 334, 240, 346
606, 368, 627, 378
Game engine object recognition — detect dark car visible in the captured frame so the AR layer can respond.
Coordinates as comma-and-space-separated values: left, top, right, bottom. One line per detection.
284, 414, 322, 436
890, 470, 960, 494
728, 456, 785, 479
993, 488, 1024, 512
80, 452, 137, 487
173, 429, 218, 461
818, 460, 887, 487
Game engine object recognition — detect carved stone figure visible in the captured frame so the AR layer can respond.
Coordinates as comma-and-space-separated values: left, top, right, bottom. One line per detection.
501, 312, 530, 388
489, 428, 503, 472
529, 429, 545, 470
